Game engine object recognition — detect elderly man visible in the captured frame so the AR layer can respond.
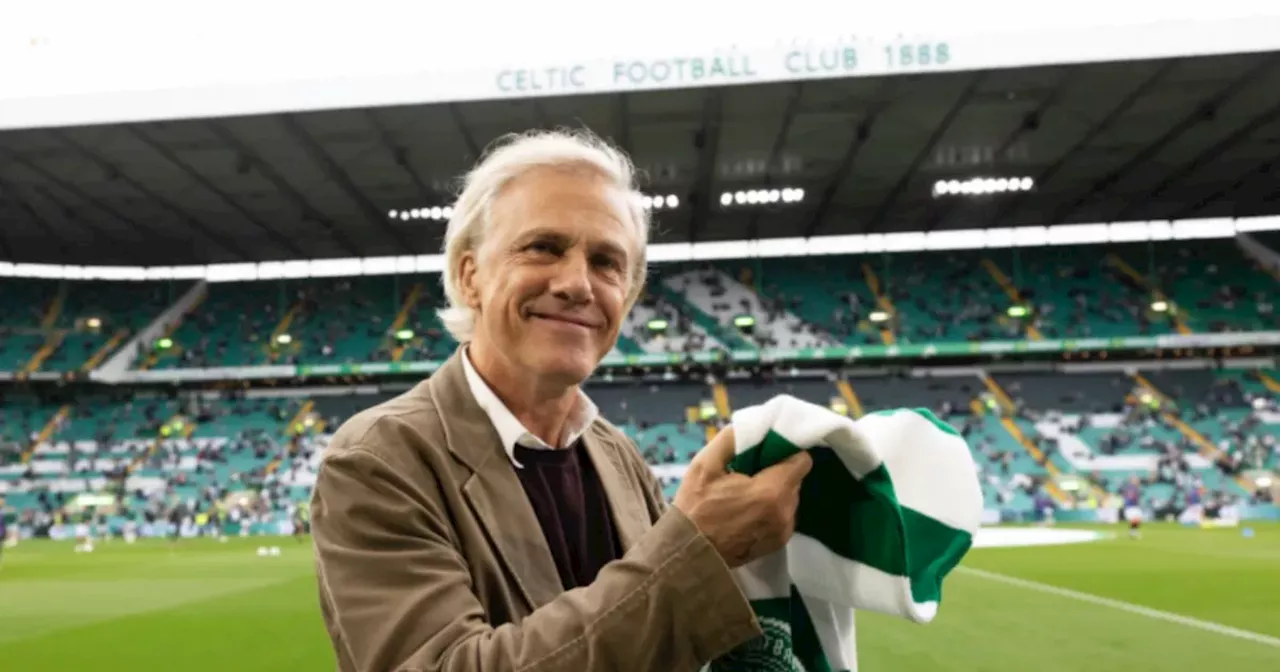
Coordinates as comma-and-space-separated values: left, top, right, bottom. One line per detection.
311, 129, 812, 672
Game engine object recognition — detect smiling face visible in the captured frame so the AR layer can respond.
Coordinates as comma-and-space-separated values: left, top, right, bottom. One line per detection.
460, 165, 639, 387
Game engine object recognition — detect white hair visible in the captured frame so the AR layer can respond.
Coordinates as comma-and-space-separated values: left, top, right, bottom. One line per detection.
437, 129, 651, 343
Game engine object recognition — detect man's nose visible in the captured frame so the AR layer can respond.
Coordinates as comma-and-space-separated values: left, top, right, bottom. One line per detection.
550, 253, 593, 304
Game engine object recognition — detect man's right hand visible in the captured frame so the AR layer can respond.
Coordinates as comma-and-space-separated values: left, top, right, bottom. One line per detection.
672, 427, 813, 568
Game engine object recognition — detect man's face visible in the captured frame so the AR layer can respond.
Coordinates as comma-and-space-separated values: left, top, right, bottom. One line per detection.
461, 166, 636, 386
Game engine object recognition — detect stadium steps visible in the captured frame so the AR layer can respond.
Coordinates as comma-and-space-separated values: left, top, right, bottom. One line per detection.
706, 264, 836, 349
82, 329, 129, 372
21, 404, 72, 464
140, 290, 208, 370
265, 300, 305, 364
980, 259, 1043, 340
269, 400, 318, 474
1106, 253, 1192, 334
285, 400, 317, 436
712, 382, 732, 417
836, 379, 865, 418
858, 263, 897, 345
623, 291, 723, 353
1257, 371, 1280, 394
21, 331, 64, 374
127, 412, 196, 473
651, 281, 752, 350
1129, 372, 1254, 494
389, 283, 425, 362
38, 281, 68, 329
980, 373, 1072, 504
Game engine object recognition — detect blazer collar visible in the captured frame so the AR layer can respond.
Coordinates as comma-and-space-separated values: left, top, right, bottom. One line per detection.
424, 348, 650, 609
425, 350, 563, 608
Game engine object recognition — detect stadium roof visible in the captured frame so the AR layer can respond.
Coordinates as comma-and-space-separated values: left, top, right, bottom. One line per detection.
1, 50, 1279, 267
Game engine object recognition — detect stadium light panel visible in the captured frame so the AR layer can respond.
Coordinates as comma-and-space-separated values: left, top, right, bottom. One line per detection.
310, 259, 363, 277
1011, 226, 1050, 247
691, 240, 752, 260
884, 232, 926, 252
719, 186, 806, 208
390, 206, 455, 221
1235, 216, 1280, 232
641, 194, 680, 210
932, 176, 1035, 198
1147, 221, 1175, 240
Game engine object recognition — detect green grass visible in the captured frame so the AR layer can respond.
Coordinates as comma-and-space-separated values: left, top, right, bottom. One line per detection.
1, 524, 1278, 670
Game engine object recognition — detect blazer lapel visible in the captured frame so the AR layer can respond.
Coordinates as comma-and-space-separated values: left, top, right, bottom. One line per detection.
427, 351, 565, 610
581, 429, 651, 553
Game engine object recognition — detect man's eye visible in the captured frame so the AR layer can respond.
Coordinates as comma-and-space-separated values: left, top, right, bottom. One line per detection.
527, 241, 559, 254
594, 256, 622, 271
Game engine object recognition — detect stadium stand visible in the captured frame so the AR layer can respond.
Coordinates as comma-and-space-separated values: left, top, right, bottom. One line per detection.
3, 239, 1276, 377
4, 355, 1274, 533
3, 237, 1279, 528
0, 279, 179, 374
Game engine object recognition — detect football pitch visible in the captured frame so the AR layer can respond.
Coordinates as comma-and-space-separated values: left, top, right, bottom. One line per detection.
1, 524, 1277, 670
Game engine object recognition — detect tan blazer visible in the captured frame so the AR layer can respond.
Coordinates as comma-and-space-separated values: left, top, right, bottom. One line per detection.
311, 351, 761, 672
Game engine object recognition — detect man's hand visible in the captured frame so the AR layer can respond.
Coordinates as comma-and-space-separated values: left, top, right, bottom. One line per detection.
672, 427, 812, 567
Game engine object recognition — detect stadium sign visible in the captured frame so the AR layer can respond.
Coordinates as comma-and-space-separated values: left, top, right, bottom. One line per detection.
6, 10, 1280, 130
83, 330, 1280, 384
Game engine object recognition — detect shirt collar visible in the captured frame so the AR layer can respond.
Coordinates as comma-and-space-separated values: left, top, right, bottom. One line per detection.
461, 347, 599, 468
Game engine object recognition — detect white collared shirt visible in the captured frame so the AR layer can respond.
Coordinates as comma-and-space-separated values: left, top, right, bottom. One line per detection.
461, 348, 599, 468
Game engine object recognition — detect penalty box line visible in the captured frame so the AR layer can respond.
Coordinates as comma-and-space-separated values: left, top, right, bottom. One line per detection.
959, 566, 1280, 649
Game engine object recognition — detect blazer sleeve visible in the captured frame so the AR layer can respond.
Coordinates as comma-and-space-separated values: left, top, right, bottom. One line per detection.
311, 446, 760, 672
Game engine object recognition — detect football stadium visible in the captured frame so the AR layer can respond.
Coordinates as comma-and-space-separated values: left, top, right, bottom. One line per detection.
2, 4, 1280, 670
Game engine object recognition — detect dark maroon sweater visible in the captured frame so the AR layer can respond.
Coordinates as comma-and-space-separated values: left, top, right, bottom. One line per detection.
512, 441, 621, 590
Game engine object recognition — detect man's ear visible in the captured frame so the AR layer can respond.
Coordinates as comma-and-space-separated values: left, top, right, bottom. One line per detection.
458, 250, 482, 309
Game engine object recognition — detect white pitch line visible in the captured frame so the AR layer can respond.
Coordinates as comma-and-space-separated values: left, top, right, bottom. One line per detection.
959, 567, 1280, 648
